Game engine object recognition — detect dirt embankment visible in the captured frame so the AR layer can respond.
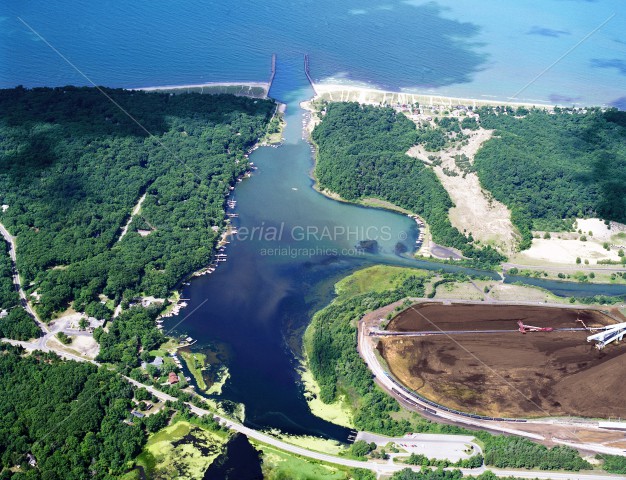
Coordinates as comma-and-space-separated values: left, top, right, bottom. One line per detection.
380, 303, 626, 418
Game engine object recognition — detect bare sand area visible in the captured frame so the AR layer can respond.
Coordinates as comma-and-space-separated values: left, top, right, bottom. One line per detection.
407, 128, 517, 255
131, 82, 269, 98
313, 83, 549, 109
513, 218, 626, 266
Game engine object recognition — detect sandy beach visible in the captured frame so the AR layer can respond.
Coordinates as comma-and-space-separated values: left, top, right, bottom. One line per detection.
312, 82, 553, 109
130, 81, 270, 98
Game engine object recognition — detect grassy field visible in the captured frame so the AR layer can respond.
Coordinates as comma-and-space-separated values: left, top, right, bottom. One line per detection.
256, 443, 353, 480
136, 420, 228, 479
335, 265, 429, 300
180, 351, 208, 390
433, 281, 485, 301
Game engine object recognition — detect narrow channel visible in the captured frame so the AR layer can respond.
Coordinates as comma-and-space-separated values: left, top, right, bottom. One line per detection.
165, 55, 626, 442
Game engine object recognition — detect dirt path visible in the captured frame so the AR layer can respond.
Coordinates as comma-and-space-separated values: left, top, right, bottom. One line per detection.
117, 192, 147, 242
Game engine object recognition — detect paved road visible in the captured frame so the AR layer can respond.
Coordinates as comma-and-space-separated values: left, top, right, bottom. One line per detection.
4, 320, 625, 479
114, 379, 626, 480
3, 220, 625, 478
503, 262, 626, 275
357, 431, 481, 462
0, 222, 48, 331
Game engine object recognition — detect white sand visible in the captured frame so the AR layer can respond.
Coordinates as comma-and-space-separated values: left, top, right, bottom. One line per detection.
313, 83, 550, 109
513, 218, 626, 265
133, 81, 269, 92
575, 218, 626, 242
515, 237, 622, 265
407, 128, 517, 254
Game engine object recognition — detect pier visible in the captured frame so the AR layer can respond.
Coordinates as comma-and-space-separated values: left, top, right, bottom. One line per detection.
304, 54, 317, 95
268, 53, 276, 97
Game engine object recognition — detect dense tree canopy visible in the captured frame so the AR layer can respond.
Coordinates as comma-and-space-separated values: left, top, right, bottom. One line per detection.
0, 87, 274, 320
474, 108, 626, 246
0, 241, 18, 311
599, 454, 626, 474
0, 344, 158, 479
0, 307, 40, 341
312, 102, 504, 265
0, 241, 40, 341
95, 306, 164, 368
481, 435, 591, 471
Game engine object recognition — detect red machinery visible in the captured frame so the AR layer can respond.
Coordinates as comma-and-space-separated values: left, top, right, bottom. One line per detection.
517, 320, 553, 333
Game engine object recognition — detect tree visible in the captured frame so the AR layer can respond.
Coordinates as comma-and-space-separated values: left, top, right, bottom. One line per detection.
474, 108, 626, 244
56, 332, 72, 344
599, 454, 626, 474
0, 87, 274, 321
78, 318, 89, 330
0, 308, 41, 341
0, 343, 157, 478
350, 440, 374, 458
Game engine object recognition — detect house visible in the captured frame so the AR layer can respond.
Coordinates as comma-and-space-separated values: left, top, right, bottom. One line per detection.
168, 372, 179, 385
131, 410, 145, 419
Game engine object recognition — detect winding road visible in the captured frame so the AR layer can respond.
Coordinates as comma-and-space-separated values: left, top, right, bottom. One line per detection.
2, 221, 626, 478
0, 222, 47, 331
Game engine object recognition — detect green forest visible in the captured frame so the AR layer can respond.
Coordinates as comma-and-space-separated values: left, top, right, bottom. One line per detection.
95, 306, 164, 368
390, 470, 540, 480
312, 102, 504, 266
0, 343, 173, 479
0, 87, 274, 320
305, 267, 591, 472
474, 108, 626, 247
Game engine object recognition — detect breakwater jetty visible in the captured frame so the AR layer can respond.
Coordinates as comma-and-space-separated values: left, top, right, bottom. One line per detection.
304, 54, 316, 94
268, 53, 277, 96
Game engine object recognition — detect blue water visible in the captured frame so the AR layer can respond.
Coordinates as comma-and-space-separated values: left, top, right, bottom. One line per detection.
4, 0, 626, 451
2, 0, 625, 106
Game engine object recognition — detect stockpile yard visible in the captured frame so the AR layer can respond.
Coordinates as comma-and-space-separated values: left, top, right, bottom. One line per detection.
377, 303, 626, 419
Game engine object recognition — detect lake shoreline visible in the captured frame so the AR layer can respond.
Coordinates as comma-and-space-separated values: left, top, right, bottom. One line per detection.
313, 82, 556, 109
131, 81, 269, 91
129, 82, 271, 99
